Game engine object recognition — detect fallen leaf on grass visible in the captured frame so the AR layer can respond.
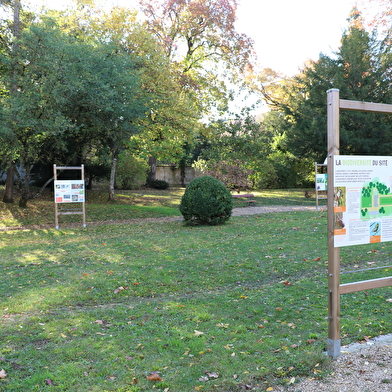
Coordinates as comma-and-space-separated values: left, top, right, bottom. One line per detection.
306, 339, 316, 344
193, 330, 204, 336
114, 286, 127, 294
45, 379, 54, 385
146, 372, 162, 381
386, 299, 392, 303
205, 371, 218, 379
288, 377, 296, 385
313, 257, 321, 261
0, 369, 7, 379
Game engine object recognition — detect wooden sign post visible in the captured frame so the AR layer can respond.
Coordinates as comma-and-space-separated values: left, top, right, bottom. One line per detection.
53, 164, 86, 229
326, 89, 392, 357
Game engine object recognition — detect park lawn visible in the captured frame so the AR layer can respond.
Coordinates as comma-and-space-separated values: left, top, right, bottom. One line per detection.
0, 186, 324, 229
0, 207, 390, 391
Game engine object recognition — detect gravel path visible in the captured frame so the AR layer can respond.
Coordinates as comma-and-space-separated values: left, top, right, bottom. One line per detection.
231, 205, 327, 216
273, 338, 392, 391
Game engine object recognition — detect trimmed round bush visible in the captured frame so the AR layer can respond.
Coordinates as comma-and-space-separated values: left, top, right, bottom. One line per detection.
180, 175, 233, 225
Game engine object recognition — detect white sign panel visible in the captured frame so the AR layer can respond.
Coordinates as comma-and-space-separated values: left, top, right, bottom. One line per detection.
54, 180, 85, 203
333, 156, 392, 247
316, 173, 328, 191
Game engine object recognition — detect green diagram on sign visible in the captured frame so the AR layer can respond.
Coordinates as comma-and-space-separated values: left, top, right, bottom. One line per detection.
361, 178, 392, 218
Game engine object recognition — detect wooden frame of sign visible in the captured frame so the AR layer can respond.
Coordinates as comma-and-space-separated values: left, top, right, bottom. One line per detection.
327, 89, 392, 357
53, 164, 86, 229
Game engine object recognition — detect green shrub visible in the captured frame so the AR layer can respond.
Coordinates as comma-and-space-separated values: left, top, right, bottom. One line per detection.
179, 175, 233, 225
115, 152, 149, 190
147, 179, 170, 190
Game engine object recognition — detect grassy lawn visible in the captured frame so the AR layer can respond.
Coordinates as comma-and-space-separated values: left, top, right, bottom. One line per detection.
0, 187, 390, 391
0, 187, 324, 229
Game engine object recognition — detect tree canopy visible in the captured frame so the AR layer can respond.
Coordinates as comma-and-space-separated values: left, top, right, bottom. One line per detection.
252, 7, 392, 164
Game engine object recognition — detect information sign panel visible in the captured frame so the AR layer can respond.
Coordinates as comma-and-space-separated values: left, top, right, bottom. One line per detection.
333, 155, 392, 247
316, 173, 328, 191
54, 180, 85, 203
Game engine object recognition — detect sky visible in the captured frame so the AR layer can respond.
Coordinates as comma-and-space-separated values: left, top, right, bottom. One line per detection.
235, 0, 359, 76
29, 0, 360, 76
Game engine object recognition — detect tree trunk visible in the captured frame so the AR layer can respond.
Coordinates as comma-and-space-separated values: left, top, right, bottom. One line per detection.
3, 1, 21, 204
17, 164, 32, 208
2, 165, 15, 203
180, 160, 186, 187
108, 157, 117, 201
147, 156, 157, 184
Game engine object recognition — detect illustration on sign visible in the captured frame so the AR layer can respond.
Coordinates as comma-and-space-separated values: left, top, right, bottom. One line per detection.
54, 180, 85, 203
333, 156, 392, 247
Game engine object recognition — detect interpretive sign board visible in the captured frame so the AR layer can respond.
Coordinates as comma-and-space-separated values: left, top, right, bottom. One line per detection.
54, 180, 85, 203
316, 173, 328, 191
53, 164, 86, 229
333, 155, 392, 247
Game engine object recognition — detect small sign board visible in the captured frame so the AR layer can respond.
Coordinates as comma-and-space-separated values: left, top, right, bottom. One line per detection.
316, 173, 328, 191
54, 180, 85, 203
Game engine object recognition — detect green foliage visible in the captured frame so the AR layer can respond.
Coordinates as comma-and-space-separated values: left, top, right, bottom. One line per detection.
265, 152, 314, 188
199, 114, 278, 189
180, 175, 233, 225
147, 179, 170, 190
115, 151, 149, 190
249, 159, 278, 189
250, 9, 392, 170
1, 16, 146, 206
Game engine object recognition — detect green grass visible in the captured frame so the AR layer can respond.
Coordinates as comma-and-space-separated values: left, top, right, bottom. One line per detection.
0, 187, 389, 391
0, 187, 324, 229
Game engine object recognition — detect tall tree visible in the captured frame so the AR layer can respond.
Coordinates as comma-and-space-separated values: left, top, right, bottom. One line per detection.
253, 8, 392, 163
0, 0, 21, 203
137, 0, 255, 179
139, 0, 254, 115
0, 16, 145, 206
52, 2, 203, 185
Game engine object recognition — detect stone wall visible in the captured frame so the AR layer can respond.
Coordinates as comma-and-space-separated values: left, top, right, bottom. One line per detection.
156, 165, 195, 187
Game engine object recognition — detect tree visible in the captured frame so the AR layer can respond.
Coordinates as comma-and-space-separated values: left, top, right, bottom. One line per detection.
139, 0, 254, 114
0, 0, 21, 203
137, 0, 255, 179
255, 8, 392, 164
53, 2, 203, 186
195, 112, 275, 188
0, 15, 146, 206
